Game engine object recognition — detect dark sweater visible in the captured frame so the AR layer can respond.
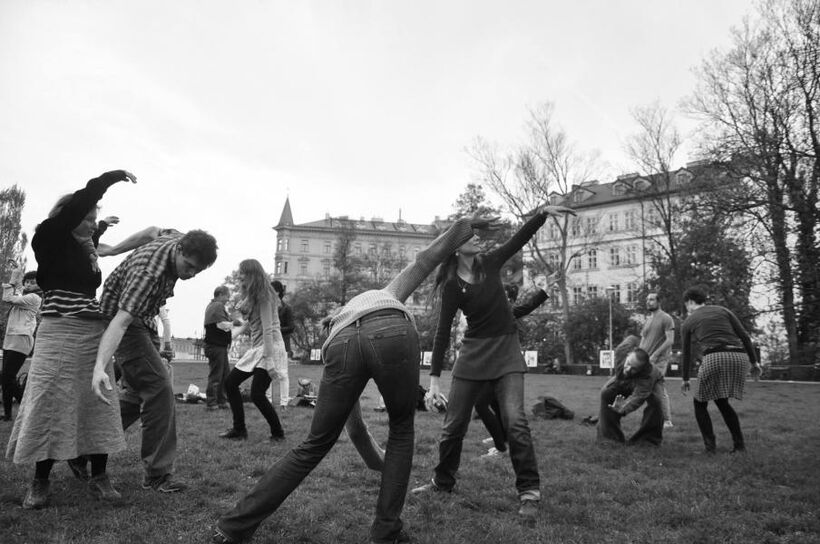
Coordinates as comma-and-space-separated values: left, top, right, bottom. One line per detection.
430, 211, 549, 376
32, 172, 121, 296
681, 304, 756, 380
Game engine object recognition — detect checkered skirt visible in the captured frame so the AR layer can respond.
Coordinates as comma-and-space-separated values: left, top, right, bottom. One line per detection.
695, 351, 750, 402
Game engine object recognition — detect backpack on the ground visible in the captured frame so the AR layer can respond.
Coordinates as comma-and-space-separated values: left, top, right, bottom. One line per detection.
531, 395, 574, 420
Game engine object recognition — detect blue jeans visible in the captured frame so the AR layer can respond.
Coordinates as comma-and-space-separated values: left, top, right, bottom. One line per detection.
218, 310, 419, 543
434, 373, 540, 496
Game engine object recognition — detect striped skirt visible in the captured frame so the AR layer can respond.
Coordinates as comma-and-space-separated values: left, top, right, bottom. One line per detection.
6, 316, 125, 464
695, 351, 750, 402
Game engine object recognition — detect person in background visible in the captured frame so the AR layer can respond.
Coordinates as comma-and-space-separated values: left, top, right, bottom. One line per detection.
598, 346, 665, 446
91, 228, 218, 493
680, 286, 759, 453
204, 286, 233, 411
219, 259, 287, 442
1, 268, 41, 421
266, 280, 292, 408
639, 292, 675, 428
7, 170, 136, 509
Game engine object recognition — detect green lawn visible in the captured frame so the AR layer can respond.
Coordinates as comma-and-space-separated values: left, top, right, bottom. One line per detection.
1, 363, 818, 543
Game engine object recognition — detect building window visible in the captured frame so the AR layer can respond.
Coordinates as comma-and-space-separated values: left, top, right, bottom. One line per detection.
301, 240, 309, 252
299, 261, 308, 275
625, 210, 637, 230
587, 285, 598, 298
548, 252, 560, 271
647, 206, 660, 227
609, 246, 621, 267
572, 286, 584, 305
627, 282, 638, 304
382, 244, 391, 256
547, 222, 558, 239
282, 262, 288, 274
275, 262, 282, 274
609, 213, 619, 232
324, 241, 331, 254
369, 244, 377, 256
354, 244, 362, 256
611, 284, 621, 303
585, 216, 597, 234
570, 218, 581, 237
625, 245, 637, 265
277, 237, 290, 252
572, 257, 583, 271
322, 260, 330, 277
399, 246, 406, 258
587, 249, 597, 269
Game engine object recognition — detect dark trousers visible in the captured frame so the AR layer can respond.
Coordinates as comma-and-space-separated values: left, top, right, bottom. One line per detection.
2, 349, 27, 418
224, 367, 283, 436
434, 373, 540, 495
204, 344, 230, 407
598, 380, 663, 445
218, 312, 419, 543
474, 385, 506, 451
117, 321, 177, 478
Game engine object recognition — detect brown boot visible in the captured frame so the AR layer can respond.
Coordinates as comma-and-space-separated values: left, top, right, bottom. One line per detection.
22, 478, 50, 509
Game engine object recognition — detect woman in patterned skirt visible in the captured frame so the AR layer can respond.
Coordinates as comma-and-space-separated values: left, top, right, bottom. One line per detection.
680, 286, 760, 453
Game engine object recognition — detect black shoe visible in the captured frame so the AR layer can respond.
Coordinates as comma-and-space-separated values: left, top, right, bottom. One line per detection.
730, 445, 746, 454
219, 428, 248, 440
22, 478, 50, 509
212, 527, 241, 544
142, 474, 188, 493
269, 432, 285, 442
371, 530, 412, 543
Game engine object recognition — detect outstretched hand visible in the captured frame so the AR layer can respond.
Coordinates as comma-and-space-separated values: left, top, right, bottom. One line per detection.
105, 170, 137, 184
539, 204, 577, 217
608, 394, 627, 413
469, 214, 503, 232
101, 216, 120, 226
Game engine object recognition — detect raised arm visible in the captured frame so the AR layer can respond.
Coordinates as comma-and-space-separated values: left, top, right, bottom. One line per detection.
48, 170, 136, 233
490, 205, 576, 264
98, 226, 162, 257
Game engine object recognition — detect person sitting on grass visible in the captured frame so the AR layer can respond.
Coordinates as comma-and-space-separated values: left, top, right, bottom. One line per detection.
597, 347, 665, 446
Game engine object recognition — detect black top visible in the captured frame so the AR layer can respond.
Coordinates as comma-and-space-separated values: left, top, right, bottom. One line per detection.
430, 210, 549, 376
278, 300, 295, 336
512, 289, 548, 319
681, 304, 756, 380
33, 172, 122, 296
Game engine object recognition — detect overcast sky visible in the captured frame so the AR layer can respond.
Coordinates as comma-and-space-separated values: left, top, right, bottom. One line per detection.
0, 0, 753, 338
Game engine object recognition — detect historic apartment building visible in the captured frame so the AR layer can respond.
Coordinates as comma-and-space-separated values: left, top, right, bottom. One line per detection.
529, 160, 714, 309
272, 198, 441, 296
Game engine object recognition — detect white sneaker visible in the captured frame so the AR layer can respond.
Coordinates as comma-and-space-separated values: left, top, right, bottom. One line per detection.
480, 447, 503, 459
481, 437, 494, 446
663, 420, 674, 429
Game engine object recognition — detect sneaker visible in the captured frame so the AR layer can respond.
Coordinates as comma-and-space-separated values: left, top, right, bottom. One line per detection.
142, 474, 187, 493
480, 447, 504, 459
371, 529, 412, 543
410, 479, 450, 494
67, 456, 90, 481
88, 474, 122, 502
22, 478, 50, 509
481, 437, 494, 446
211, 527, 241, 544
219, 428, 248, 440
518, 499, 539, 522
663, 420, 674, 429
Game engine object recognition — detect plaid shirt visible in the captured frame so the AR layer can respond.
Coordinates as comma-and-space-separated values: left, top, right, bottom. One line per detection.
100, 231, 182, 332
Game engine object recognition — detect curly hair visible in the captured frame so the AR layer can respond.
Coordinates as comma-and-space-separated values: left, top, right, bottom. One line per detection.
180, 230, 218, 268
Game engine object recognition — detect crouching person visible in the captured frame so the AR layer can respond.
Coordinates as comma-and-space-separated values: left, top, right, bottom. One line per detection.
597, 348, 664, 446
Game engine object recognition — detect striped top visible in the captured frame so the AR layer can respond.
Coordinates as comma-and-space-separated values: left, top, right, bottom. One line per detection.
40, 289, 103, 320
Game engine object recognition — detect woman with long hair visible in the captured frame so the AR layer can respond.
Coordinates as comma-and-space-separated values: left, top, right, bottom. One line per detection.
220, 259, 287, 441
681, 286, 760, 453
6, 170, 136, 509
413, 204, 575, 522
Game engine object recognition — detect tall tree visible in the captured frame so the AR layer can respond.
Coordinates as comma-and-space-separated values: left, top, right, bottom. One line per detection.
468, 102, 601, 364
0, 185, 27, 280
686, 0, 820, 364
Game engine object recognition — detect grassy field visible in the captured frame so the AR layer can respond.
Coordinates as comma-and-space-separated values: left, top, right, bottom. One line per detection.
1, 363, 819, 544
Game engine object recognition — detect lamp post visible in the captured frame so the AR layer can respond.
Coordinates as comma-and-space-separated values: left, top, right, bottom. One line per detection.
604, 286, 615, 351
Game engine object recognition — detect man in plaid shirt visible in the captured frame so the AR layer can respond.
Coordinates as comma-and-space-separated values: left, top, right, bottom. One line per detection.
91, 229, 218, 493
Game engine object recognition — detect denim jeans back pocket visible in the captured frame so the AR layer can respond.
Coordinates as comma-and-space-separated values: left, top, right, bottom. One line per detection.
323, 337, 350, 378
366, 326, 413, 367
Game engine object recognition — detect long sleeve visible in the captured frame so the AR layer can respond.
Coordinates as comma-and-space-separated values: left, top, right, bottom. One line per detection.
727, 309, 756, 365
258, 297, 276, 359
279, 303, 295, 335
618, 374, 657, 415
429, 286, 459, 377
486, 211, 548, 266
384, 218, 474, 303
512, 289, 548, 319
47, 172, 122, 233
681, 322, 693, 381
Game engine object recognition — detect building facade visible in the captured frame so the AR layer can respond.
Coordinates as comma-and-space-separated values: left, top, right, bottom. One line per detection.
272, 198, 441, 294
528, 161, 715, 308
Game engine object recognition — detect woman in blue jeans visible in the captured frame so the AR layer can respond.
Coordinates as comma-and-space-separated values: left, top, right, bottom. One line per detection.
213, 215, 501, 544
413, 204, 575, 521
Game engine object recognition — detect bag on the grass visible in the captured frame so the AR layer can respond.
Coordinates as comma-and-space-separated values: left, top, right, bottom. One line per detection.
531, 395, 574, 420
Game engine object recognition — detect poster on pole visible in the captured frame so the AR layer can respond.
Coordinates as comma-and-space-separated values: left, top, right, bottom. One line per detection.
524, 351, 538, 368
421, 351, 432, 367
599, 350, 614, 369
310, 349, 322, 362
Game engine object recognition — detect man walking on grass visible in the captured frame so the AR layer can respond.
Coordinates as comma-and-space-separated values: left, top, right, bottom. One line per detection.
640, 292, 675, 428
204, 285, 233, 411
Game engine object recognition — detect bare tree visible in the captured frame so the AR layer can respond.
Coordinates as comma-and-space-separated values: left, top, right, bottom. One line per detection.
685, 0, 820, 364
468, 102, 601, 364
